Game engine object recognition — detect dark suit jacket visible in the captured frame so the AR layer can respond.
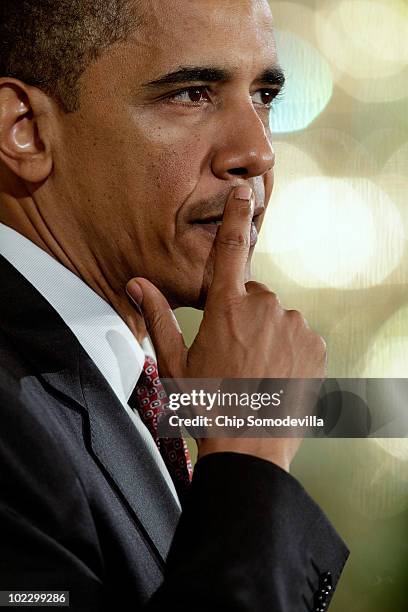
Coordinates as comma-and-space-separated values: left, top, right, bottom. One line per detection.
0, 254, 349, 611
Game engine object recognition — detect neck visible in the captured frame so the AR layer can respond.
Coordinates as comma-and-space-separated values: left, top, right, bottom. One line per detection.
0, 188, 148, 344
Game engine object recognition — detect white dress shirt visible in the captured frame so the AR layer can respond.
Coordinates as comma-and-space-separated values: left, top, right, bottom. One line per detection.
0, 222, 179, 504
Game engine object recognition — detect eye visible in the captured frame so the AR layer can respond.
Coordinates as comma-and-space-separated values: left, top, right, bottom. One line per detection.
167, 86, 211, 105
251, 89, 279, 108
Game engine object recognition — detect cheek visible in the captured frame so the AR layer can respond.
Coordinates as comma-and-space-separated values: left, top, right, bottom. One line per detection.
131, 142, 205, 223
127, 112, 208, 193
68, 110, 208, 235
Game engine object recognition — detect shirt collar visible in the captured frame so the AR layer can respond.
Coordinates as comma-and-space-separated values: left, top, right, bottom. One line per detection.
0, 222, 153, 407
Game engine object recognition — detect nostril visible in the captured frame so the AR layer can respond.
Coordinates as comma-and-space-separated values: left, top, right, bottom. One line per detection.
228, 168, 248, 176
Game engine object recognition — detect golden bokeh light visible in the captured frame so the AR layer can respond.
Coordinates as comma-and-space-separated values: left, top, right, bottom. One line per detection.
349, 71, 408, 105
285, 128, 377, 177
259, 176, 404, 289
384, 140, 408, 178
361, 129, 407, 172
374, 439, 408, 463
378, 174, 408, 215
361, 304, 408, 377
348, 446, 408, 519
315, 0, 408, 103
315, 0, 408, 79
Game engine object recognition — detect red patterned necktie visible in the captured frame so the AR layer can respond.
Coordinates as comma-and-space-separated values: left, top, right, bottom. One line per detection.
129, 356, 193, 501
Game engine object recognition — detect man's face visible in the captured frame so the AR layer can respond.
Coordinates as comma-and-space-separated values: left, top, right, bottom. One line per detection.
56, 0, 280, 308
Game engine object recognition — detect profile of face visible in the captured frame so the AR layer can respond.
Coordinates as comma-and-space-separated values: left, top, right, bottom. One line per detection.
2, 0, 281, 310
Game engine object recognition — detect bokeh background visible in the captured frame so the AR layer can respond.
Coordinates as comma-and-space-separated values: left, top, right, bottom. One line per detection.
176, 1, 408, 610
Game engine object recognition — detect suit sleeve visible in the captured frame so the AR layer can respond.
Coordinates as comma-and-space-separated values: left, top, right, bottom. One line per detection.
149, 452, 349, 611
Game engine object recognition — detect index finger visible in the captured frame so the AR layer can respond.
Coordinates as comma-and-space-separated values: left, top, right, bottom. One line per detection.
209, 184, 254, 296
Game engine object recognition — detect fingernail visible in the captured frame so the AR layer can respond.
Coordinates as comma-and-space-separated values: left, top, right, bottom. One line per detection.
126, 280, 143, 306
234, 185, 252, 201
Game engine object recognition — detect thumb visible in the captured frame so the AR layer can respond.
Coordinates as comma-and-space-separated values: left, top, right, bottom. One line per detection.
126, 277, 187, 375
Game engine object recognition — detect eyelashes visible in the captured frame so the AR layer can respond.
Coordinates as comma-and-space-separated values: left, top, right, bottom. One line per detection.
166, 86, 211, 105
163, 85, 283, 109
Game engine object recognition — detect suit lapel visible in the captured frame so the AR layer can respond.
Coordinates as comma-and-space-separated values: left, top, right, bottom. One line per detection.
78, 348, 181, 561
0, 254, 180, 563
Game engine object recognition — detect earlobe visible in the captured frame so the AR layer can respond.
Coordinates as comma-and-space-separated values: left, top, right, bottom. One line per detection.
0, 80, 53, 183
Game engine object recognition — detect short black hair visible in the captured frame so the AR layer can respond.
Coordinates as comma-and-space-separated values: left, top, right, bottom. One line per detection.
0, 1, 140, 112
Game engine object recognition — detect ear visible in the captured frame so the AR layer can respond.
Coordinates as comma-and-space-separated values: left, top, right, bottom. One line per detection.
0, 79, 53, 183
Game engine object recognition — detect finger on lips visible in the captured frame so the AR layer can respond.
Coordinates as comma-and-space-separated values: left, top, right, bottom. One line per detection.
210, 185, 254, 294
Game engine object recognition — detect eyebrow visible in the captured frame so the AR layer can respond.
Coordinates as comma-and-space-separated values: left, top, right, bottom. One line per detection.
142, 65, 286, 90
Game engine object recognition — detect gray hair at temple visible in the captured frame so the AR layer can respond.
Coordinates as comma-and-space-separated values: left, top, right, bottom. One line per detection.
0, 0, 142, 112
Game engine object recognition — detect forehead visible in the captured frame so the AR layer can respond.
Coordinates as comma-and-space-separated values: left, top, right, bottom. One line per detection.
78, 0, 278, 106
131, 0, 277, 74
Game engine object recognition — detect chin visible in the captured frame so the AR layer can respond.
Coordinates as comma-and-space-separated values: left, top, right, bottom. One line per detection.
165, 256, 253, 311
173, 286, 209, 311
162, 279, 208, 311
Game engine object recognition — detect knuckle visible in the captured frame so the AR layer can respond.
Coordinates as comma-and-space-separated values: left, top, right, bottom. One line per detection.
217, 231, 250, 250
287, 308, 298, 316
263, 291, 281, 310
245, 281, 270, 293
286, 308, 302, 320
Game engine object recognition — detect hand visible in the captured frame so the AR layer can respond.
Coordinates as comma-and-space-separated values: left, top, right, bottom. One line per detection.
126, 185, 327, 471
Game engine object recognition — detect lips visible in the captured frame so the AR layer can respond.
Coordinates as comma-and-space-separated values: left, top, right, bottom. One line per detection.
193, 206, 264, 225
193, 211, 262, 248
185, 187, 265, 248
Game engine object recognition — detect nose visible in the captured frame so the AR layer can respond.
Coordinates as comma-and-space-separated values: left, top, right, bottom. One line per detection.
211, 103, 276, 180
